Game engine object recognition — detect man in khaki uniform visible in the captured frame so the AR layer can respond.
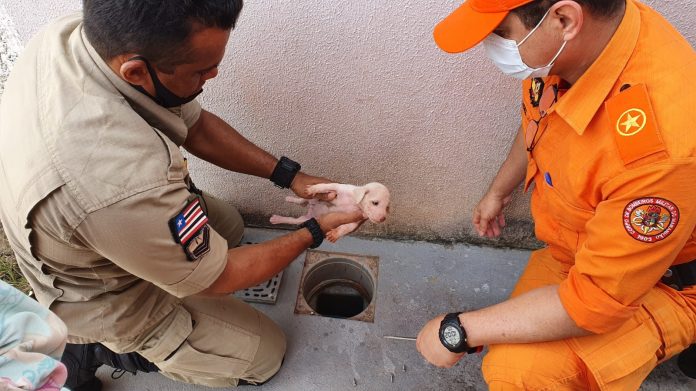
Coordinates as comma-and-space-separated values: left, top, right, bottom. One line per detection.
0, 1, 361, 390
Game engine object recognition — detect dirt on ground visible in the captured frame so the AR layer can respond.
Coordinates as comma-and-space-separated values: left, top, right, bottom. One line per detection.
0, 224, 30, 294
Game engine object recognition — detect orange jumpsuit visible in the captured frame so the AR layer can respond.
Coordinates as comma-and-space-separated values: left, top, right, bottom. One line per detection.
482, 1, 696, 389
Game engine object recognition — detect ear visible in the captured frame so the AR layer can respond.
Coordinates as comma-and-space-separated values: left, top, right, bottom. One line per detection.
119, 56, 151, 87
552, 0, 584, 41
352, 187, 368, 203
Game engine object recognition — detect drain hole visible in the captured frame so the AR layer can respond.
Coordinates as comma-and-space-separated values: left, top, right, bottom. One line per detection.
302, 258, 375, 319
315, 284, 367, 318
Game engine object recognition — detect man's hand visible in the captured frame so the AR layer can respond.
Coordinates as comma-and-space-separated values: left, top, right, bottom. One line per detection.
316, 210, 365, 233
472, 191, 512, 238
416, 315, 465, 368
291, 172, 337, 202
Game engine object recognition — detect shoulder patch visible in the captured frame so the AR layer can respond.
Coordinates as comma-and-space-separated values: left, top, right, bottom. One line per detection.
605, 84, 666, 166
623, 197, 679, 243
169, 198, 210, 261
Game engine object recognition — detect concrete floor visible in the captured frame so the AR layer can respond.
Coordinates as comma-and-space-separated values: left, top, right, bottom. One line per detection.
95, 228, 695, 391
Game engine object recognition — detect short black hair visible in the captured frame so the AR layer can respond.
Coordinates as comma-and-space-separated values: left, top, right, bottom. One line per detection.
513, 0, 624, 29
83, 0, 243, 71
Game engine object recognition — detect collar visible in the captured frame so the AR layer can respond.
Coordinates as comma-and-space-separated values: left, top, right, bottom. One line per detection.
80, 27, 189, 146
553, 0, 641, 136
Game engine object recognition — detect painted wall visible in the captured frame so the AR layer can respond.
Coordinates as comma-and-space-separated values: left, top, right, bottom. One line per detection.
2, 1, 695, 248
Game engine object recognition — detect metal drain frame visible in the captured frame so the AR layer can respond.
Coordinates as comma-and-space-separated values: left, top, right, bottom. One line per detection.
233, 271, 283, 304
295, 249, 379, 323
232, 241, 283, 304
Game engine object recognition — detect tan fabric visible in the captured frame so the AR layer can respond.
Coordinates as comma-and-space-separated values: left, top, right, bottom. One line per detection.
0, 13, 230, 346
0, 12, 288, 387
112, 295, 286, 387
97, 196, 285, 387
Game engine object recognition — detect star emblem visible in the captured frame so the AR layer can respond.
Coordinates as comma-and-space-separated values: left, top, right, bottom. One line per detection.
616, 108, 647, 136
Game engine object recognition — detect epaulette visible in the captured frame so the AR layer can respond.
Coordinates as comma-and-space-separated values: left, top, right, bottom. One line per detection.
605, 84, 666, 166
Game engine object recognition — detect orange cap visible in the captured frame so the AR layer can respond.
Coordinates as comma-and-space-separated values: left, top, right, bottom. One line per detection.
434, 0, 535, 53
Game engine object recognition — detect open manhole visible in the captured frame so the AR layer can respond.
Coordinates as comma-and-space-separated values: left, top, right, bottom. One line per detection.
295, 250, 378, 322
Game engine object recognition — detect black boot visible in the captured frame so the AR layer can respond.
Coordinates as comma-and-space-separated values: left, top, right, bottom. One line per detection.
61, 343, 159, 391
61, 343, 103, 391
678, 344, 696, 379
93, 344, 159, 374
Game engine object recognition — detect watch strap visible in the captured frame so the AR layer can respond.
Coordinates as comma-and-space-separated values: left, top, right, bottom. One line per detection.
300, 218, 324, 249
270, 156, 301, 188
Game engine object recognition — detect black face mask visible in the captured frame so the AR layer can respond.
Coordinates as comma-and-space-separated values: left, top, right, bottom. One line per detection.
128, 56, 203, 108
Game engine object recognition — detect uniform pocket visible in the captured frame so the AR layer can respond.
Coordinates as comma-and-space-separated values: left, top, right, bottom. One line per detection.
157, 340, 252, 379
571, 317, 661, 389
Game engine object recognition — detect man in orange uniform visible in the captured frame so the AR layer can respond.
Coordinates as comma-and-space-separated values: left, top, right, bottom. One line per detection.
416, 0, 696, 389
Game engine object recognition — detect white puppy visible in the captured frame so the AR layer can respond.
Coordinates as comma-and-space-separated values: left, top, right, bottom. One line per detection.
270, 182, 390, 242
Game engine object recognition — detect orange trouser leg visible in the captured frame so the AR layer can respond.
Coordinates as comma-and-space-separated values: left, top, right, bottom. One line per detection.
483, 339, 594, 391
482, 249, 696, 391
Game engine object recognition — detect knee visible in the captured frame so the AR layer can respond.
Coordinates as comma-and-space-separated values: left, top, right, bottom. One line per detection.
482, 344, 526, 389
220, 208, 244, 248
482, 342, 586, 391
245, 314, 286, 382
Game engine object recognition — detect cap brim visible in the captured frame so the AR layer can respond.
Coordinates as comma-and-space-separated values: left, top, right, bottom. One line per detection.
434, 2, 508, 54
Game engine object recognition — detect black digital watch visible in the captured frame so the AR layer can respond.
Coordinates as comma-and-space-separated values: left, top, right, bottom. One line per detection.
439, 312, 480, 354
270, 156, 301, 188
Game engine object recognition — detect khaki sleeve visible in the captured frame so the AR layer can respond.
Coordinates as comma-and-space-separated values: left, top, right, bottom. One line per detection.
181, 99, 202, 129
75, 184, 228, 298
558, 158, 696, 333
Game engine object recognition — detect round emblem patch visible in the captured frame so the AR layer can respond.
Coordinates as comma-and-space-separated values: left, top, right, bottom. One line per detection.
623, 198, 679, 243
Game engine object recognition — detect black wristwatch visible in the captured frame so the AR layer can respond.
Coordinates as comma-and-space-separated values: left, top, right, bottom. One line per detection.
270, 156, 301, 188
439, 312, 480, 354
300, 218, 324, 249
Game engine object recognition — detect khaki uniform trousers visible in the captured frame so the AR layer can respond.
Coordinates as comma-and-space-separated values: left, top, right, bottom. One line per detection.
482, 249, 696, 390
104, 192, 286, 387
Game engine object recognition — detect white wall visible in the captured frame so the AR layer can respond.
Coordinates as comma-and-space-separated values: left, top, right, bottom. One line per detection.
3, 1, 695, 247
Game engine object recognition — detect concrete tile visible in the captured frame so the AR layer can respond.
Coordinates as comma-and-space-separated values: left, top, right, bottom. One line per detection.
97, 228, 695, 390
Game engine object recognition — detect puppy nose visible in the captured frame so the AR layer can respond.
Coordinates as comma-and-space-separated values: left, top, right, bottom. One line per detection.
379, 216, 386, 223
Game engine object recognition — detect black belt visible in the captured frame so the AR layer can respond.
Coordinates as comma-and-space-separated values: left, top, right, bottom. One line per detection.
661, 260, 696, 291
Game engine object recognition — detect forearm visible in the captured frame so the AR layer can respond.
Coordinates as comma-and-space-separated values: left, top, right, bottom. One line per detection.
487, 125, 527, 197
202, 228, 314, 295
183, 110, 278, 178
460, 285, 592, 347
202, 211, 364, 295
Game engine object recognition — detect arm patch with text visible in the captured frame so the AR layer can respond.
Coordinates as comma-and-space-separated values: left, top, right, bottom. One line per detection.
623, 197, 679, 243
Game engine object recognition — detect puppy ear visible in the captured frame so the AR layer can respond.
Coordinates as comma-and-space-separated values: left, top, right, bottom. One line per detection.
353, 187, 368, 203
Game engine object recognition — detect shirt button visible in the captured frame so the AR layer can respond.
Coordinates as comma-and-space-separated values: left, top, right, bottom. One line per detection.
663, 269, 673, 278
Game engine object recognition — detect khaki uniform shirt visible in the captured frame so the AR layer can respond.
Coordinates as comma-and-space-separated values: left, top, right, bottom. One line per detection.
0, 14, 229, 344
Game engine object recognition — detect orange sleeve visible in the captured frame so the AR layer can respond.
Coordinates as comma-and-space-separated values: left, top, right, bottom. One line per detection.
559, 158, 696, 333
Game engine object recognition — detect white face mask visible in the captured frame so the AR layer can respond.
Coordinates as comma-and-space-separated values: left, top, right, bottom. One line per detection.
483, 9, 568, 80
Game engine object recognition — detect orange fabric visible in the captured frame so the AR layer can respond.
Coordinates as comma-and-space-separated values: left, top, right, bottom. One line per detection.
605, 84, 666, 166
483, 249, 696, 390
521, 0, 696, 336
433, 0, 534, 53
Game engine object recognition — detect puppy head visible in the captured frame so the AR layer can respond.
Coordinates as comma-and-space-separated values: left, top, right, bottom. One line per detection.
353, 182, 390, 223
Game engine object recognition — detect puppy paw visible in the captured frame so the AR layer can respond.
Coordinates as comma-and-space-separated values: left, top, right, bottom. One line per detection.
269, 215, 283, 224
305, 184, 318, 196
326, 230, 341, 243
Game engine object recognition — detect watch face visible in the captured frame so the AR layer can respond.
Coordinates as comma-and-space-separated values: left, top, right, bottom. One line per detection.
442, 325, 462, 347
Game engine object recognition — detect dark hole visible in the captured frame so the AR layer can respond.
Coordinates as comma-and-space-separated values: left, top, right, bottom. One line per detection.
316, 293, 366, 318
